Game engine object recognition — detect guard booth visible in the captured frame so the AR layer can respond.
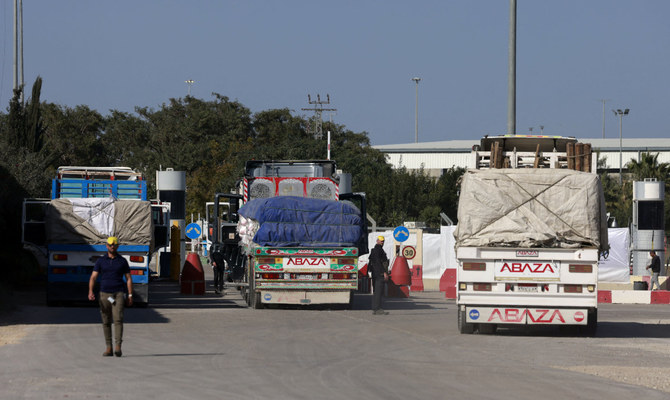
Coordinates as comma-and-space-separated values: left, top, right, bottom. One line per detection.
631, 179, 665, 276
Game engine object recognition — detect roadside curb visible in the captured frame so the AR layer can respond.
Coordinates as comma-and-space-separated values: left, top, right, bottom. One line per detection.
598, 290, 670, 304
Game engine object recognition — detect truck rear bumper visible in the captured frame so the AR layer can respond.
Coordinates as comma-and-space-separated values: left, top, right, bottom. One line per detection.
259, 290, 351, 305
458, 293, 597, 308
462, 305, 593, 325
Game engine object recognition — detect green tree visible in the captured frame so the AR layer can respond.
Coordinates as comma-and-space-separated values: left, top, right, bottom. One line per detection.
0, 79, 51, 285
435, 167, 466, 224
626, 153, 670, 182
41, 103, 106, 167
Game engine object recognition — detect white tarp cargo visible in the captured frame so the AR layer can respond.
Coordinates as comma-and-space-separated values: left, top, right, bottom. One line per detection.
454, 169, 608, 251
46, 198, 153, 246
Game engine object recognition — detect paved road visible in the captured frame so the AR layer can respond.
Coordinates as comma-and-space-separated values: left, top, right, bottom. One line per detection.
2, 279, 670, 400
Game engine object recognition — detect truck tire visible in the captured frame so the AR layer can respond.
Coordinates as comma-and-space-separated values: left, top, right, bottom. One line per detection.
478, 323, 497, 335
458, 309, 475, 334
580, 309, 598, 337
240, 256, 249, 303
248, 269, 263, 309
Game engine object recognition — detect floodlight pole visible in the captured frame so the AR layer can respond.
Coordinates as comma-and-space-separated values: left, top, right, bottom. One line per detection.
412, 77, 421, 143
612, 108, 630, 185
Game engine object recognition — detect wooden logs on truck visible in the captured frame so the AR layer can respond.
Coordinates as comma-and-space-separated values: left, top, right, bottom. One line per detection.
566, 142, 592, 172
484, 141, 592, 172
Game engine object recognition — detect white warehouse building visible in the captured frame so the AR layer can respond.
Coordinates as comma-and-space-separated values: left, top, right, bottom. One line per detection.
374, 138, 670, 177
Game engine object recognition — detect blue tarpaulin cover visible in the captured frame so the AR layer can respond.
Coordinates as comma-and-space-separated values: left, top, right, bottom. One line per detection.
239, 196, 364, 247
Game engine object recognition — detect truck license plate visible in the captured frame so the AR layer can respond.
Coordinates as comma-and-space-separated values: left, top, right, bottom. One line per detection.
517, 285, 538, 292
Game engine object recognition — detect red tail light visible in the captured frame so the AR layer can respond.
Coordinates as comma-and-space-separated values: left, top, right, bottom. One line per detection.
129, 256, 144, 263
331, 273, 352, 280
52, 268, 67, 274
261, 273, 282, 279
564, 285, 583, 293
130, 270, 144, 276
569, 264, 593, 273
473, 283, 492, 291
52, 254, 68, 261
463, 262, 486, 271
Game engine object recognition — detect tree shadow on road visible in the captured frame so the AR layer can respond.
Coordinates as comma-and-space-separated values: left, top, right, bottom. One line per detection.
0, 279, 245, 326
147, 280, 245, 310
486, 321, 670, 339
590, 321, 670, 339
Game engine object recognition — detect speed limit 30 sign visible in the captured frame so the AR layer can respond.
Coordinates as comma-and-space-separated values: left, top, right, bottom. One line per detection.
402, 245, 416, 260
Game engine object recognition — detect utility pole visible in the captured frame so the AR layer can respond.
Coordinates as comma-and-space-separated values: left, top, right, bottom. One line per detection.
612, 108, 630, 185
302, 94, 336, 140
507, 0, 516, 135
600, 99, 610, 138
412, 77, 421, 143
13, 0, 24, 103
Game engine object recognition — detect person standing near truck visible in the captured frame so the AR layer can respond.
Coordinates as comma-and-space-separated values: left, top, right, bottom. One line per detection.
210, 250, 225, 295
88, 236, 133, 357
368, 235, 389, 315
646, 250, 661, 291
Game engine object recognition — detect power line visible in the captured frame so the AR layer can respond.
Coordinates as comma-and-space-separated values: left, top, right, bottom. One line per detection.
302, 94, 336, 140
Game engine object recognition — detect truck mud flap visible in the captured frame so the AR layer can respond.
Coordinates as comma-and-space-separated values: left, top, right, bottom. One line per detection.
466, 307, 589, 325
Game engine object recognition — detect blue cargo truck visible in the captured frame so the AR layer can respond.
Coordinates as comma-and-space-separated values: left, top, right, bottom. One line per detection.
22, 167, 168, 306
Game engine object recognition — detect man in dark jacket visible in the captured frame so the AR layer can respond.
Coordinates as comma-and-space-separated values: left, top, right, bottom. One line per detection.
646, 250, 662, 291
88, 236, 133, 357
368, 235, 389, 315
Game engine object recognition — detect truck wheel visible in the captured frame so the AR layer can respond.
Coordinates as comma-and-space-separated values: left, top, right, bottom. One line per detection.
458, 309, 475, 334
478, 323, 497, 335
248, 269, 263, 309
580, 309, 598, 337
248, 287, 263, 309
346, 291, 354, 310
241, 257, 249, 303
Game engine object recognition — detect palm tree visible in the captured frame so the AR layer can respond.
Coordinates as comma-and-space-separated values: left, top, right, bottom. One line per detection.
626, 152, 670, 182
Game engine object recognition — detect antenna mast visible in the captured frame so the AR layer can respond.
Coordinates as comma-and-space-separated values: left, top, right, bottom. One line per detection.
302, 94, 337, 140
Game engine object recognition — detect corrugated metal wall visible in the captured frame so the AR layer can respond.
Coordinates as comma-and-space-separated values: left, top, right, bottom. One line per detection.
383, 150, 670, 174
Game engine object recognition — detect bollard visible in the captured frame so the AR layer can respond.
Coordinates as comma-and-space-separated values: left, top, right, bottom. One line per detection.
180, 252, 205, 295
389, 256, 411, 298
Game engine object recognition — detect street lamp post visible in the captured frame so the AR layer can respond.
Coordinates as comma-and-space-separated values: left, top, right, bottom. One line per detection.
412, 77, 421, 143
185, 79, 194, 96
612, 108, 630, 185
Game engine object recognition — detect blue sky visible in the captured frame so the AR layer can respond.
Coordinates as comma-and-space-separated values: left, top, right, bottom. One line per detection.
1, 1, 668, 145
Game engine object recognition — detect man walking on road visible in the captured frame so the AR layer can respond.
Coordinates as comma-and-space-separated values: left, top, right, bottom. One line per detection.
88, 236, 133, 357
368, 235, 390, 315
646, 250, 661, 291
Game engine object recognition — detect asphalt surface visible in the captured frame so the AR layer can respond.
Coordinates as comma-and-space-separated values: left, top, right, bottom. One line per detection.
2, 277, 670, 400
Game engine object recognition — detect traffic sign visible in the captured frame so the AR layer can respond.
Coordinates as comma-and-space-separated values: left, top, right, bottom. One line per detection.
402, 245, 416, 259
185, 223, 202, 240
393, 226, 410, 242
